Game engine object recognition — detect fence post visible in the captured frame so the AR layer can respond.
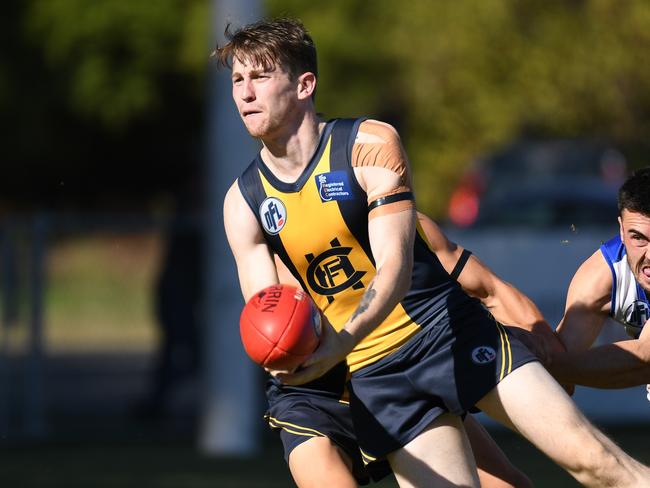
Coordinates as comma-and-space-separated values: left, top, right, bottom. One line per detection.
199, 0, 262, 456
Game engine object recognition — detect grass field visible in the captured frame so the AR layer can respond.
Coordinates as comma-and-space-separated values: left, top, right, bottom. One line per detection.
1, 425, 648, 487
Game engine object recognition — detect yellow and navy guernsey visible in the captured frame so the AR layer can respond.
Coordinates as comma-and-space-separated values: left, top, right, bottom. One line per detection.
238, 118, 470, 373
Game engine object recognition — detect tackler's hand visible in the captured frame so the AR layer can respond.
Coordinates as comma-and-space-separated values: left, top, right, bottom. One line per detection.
275, 315, 356, 386
507, 327, 549, 364
535, 323, 567, 366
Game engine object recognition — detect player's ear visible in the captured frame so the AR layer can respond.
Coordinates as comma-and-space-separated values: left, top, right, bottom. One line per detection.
296, 72, 316, 100
618, 215, 624, 240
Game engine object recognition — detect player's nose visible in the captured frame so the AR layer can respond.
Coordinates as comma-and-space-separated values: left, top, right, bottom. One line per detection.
240, 79, 255, 101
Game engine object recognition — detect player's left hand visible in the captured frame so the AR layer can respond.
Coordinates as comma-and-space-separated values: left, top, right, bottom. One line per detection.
274, 316, 356, 386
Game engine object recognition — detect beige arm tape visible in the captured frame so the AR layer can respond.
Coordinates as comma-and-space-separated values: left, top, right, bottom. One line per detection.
352, 120, 414, 220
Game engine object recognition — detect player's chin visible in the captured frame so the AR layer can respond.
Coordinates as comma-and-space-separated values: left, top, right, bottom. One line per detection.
242, 118, 268, 138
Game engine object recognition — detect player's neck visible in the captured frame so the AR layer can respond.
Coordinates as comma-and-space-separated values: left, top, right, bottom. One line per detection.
260, 112, 324, 182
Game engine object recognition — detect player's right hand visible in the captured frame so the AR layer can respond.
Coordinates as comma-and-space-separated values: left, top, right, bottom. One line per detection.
272, 315, 354, 386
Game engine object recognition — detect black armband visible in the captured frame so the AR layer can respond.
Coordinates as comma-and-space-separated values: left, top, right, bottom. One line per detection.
450, 249, 472, 280
368, 191, 414, 211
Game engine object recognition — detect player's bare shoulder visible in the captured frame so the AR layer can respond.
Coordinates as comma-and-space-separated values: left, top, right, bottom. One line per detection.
223, 179, 262, 245
570, 248, 614, 313
223, 180, 244, 225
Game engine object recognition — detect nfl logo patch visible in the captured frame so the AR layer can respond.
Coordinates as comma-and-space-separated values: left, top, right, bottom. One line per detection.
259, 197, 287, 235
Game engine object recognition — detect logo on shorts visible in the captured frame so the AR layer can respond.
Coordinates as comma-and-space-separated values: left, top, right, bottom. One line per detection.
471, 346, 496, 365
259, 197, 286, 235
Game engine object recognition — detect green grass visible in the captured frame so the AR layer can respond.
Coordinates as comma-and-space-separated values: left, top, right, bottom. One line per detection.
1, 426, 648, 487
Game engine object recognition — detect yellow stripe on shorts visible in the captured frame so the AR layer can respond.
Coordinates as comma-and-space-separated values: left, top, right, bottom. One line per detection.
495, 322, 512, 380
359, 448, 377, 465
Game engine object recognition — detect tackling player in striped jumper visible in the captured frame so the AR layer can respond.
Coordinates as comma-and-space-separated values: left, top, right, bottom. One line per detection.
546, 168, 650, 396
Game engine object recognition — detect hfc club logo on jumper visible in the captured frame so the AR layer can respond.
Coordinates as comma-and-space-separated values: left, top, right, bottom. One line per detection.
259, 197, 287, 235
305, 238, 366, 303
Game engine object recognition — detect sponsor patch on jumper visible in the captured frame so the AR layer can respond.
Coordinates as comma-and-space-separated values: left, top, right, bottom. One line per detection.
315, 171, 354, 202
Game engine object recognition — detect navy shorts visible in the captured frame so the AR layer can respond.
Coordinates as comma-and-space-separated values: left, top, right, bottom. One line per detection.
348, 303, 538, 460
265, 362, 391, 485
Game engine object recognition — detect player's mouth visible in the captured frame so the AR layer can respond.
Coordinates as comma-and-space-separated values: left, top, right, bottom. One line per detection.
642, 264, 650, 279
242, 109, 262, 118
638, 260, 650, 279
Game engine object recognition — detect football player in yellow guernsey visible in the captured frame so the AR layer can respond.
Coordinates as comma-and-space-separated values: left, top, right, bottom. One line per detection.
273, 211, 565, 488
216, 18, 650, 488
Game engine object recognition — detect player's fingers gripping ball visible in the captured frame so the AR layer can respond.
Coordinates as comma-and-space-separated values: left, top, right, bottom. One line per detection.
240, 284, 322, 371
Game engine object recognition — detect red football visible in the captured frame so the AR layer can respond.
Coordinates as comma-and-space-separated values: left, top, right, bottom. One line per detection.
240, 284, 322, 370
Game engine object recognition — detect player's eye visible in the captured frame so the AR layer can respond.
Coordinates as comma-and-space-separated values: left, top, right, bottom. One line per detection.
631, 233, 648, 244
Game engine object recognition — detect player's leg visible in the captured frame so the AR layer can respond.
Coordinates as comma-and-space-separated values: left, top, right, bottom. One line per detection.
477, 361, 650, 487
266, 362, 390, 486
289, 436, 357, 488
387, 413, 480, 488
463, 415, 533, 488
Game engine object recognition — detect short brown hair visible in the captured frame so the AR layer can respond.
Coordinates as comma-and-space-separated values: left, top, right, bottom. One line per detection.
213, 18, 317, 81
618, 167, 650, 217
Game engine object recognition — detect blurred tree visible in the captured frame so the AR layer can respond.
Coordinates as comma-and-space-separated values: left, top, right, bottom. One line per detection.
25, 0, 208, 128
3, 1, 650, 215
266, 0, 650, 215
1, 0, 209, 212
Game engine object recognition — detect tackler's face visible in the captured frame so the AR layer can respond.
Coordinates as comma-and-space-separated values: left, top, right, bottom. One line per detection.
619, 209, 650, 293
231, 56, 299, 140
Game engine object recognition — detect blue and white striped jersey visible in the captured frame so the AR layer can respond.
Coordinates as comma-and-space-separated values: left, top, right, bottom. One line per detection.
600, 235, 649, 338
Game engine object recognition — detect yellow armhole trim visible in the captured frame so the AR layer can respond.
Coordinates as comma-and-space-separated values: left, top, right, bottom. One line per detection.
266, 416, 326, 437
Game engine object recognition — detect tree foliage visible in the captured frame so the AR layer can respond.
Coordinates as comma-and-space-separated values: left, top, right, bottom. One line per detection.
24, 0, 209, 128
4, 1, 650, 214
2, 0, 209, 209
267, 0, 650, 214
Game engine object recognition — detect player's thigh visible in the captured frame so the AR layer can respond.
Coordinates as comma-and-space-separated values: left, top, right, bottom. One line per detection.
387, 413, 480, 488
476, 361, 614, 467
288, 436, 357, 488
463, 415, 532, 488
